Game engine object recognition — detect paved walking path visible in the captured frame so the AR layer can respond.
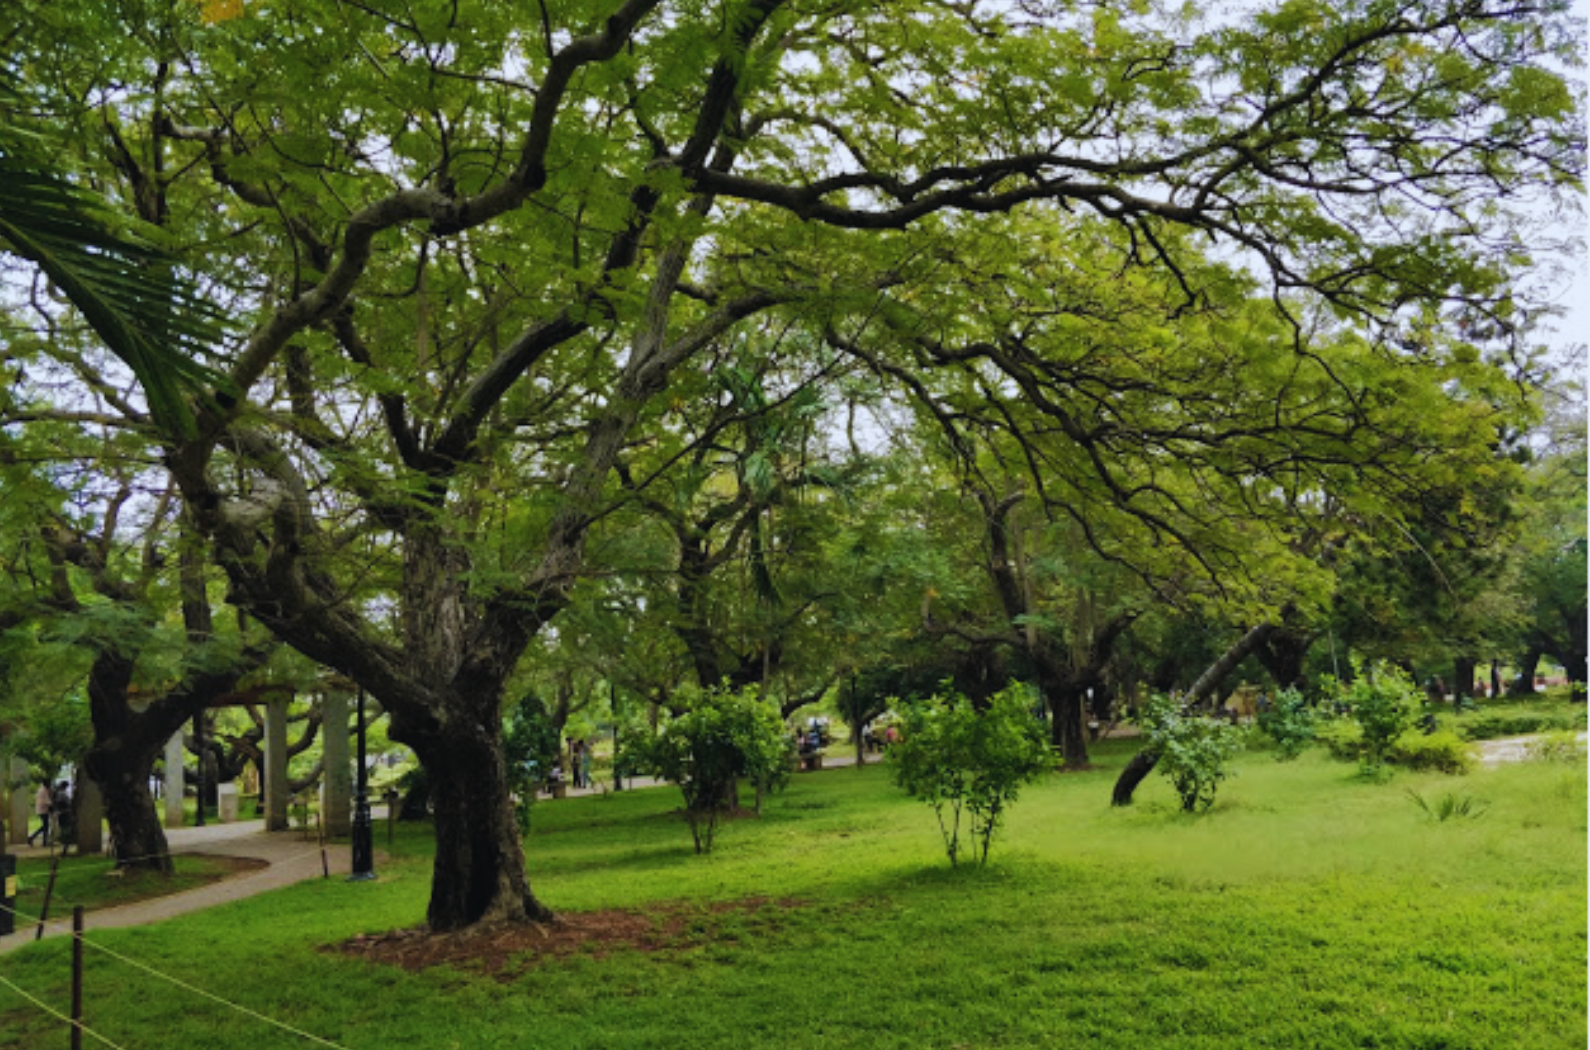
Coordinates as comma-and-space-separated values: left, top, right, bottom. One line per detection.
1, 820, 354, 956
1474, 731, 1587, 767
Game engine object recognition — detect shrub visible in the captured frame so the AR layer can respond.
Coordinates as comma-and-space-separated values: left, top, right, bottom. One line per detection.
502, 691, 562, 835
1454, 710, 1586, 741
623, 685, 793, 854
888, 685, 1050, 866
1314, 717, 1363, 761
1390, 730, 1475, 774
1256, 688, 1316, 760
1137, 694, 1245, 813
1332, 664, 1422, 772
1526, 731, 1588, 764
1316, 719, 1473, 774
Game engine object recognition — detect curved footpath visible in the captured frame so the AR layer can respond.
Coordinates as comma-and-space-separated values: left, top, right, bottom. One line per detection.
1, 820, 353, 956
3, 737, 1570, 954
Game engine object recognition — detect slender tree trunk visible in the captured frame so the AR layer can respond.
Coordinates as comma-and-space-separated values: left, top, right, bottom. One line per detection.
1112, 622, 1276, 806
1452, 656, 1477, 702
1508, 646, 1541, 695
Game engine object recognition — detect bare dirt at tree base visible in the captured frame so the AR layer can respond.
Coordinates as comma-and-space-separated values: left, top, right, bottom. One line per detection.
325, 896, 806, 979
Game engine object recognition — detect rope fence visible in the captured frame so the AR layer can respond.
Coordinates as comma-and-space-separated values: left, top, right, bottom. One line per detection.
0, 858, 356, 1050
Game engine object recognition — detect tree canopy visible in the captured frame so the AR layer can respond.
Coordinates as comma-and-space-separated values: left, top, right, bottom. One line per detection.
0, 0, 1581, 931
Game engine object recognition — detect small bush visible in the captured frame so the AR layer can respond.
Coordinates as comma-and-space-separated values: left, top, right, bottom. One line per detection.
623, 684, 793, 854
1138, 694, 1245, 813
1330, 664, 1422, 772
1454, 710, 1586, 741
1256, 688, 1316, 760
1389, 730, 1475, 774
1314, 717, 1363, 761
888, 685, 1050, 866
1526, 731, 1588, 764
1317, 720, 1474, 774
1407, 789, 1489, 821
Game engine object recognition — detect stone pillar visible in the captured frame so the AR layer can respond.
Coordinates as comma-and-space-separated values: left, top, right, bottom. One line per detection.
264, 695, 289, 831
321, 692, 351, 837
164, 732, 186, 828
74, 778, 103, 855
6, 757, 29, 846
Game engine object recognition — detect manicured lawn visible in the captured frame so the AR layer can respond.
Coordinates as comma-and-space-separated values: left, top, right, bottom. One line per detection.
9, 852, 263, 919
1, 739, 1583, 1049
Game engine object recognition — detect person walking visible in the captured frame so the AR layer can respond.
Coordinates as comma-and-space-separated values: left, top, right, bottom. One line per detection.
51, 781, 72, 851
579, 740, 593, 791
27, 782, 52, 846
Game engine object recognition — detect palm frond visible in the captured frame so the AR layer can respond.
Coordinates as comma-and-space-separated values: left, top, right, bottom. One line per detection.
0, 153, 232, 438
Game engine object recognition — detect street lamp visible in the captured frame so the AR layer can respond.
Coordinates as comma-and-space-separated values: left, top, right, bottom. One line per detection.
349, 687, 375, 881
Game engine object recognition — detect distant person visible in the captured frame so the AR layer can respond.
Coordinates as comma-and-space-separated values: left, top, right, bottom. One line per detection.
579, 742, 592, 790
51, 781, 72, 848
27, 782, 52, 846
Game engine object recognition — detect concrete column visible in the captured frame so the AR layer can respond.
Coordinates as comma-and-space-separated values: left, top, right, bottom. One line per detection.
164, 732, 186, 828
6, 757, 29, 846
74, 778, 103, 855
264, 695, 289, 831
321, 692, 351, 837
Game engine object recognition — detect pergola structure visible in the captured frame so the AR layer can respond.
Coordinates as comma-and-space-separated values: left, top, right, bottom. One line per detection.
5, 682, 358, 852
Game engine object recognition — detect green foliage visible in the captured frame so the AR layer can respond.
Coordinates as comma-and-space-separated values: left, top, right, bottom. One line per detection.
1454, 709, 1587, 742
1525, 731, 1587, 764
0, 71, 229, 437
502, 691, 562, 835
887, 685, 1050, 865
1332, 664, 1423, 772
1389, 731, 1476, 775
1407, 789, 1489, 822
1137, 694, 1245, 813
1256, 687, 1316, 760
623, 684, 792, 854
1316, 721, 1475, 774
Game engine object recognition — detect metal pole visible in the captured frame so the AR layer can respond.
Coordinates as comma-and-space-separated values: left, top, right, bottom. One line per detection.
349, 688, 375, 881
70, 906, 84, 1050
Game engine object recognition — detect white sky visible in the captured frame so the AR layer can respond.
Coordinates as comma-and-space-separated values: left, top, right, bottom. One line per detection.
1555, 0, 1589, 366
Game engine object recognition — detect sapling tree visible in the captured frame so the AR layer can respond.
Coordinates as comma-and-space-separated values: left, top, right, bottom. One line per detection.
889, 685, 1050, 866
1335, 663, 1423, 773
1136, 694, 1244, 813
625, 684, 792, 853
1257, 688, 1317, 761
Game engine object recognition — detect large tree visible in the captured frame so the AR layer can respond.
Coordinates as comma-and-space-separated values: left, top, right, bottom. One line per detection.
6, 0, 1580, 932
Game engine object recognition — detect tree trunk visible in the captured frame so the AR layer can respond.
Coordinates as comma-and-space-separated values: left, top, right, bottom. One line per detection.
1254, 627, 1313, 691
406, 715, 552, 931
1046, 678, 1090, 769
1508, 646, 1541, 695
90, 746, 172, 874
1112, 622, 1276, 806
1452, 656, 1477, 701
1111, 749, 1160, 807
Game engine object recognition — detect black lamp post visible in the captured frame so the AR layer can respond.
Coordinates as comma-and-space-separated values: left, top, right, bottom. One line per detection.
349, 687, 375, 881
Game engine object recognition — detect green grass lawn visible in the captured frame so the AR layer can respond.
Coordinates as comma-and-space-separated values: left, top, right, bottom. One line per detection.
1, 739, 1583, 1050
8, 852, 262, 920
